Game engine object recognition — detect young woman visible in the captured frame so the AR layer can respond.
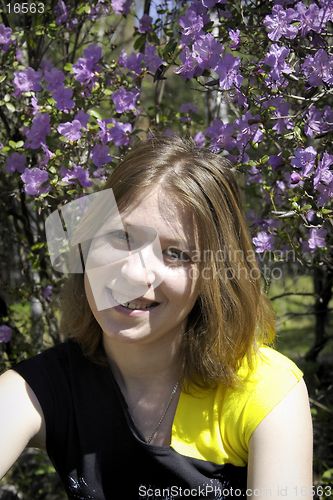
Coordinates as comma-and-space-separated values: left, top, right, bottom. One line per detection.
0, 136, 312, 499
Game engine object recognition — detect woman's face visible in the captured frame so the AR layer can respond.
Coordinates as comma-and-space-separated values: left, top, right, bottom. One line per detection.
84, 187, 200, 347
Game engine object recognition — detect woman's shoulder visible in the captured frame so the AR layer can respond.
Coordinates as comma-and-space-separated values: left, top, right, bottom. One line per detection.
237, 344, 303, 386
220, 345, 304, 454
13, 338, 81, 368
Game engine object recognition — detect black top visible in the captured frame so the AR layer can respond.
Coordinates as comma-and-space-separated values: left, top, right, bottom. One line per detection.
12, 339, 247, 499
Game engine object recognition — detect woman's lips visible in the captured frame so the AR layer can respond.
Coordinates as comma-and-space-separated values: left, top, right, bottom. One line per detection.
110, 289, 161, 316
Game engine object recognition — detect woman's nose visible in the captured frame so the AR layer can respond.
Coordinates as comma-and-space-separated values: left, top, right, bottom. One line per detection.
120, 250, 157, 287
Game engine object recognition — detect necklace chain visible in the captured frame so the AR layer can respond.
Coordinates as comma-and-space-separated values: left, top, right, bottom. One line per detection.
145, 380, 179, 444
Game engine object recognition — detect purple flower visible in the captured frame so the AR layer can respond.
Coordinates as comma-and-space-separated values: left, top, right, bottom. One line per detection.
138, 14, 153, 33
229, 29, 240, 49
84, 44, 102, 64
73, 44, 102, 88
57, 120, 82, 141
88, 1, 111, 20
276, 180, 286, 191
313, 152, 333, 206
44, 67, 65, 92
252, 231, 274, 253
194, 131, 206, 148
91, 144, 112, 167
319, 0, 333, 24
97, 118, 113, 144
263, 44, 292, 88
5, 152, 26, 173
54, 0, 68, 24
302, 49, 333, 87
215, 53, 243, 90
314, 152, 333, 189
264, 97, 293, 133
308, 227, 327, 251
13, 67, 42, 96
232, 89, 248, 109
192, 33, 221, 71
175, 47, 202, 79
111, 0, 132, 15
290, 171, 302, 185
202, 0, 226, 7
118, 50, 144, 75
294, 2, 327, 36
205, 119, 235, 153
234, 112, 263, 151
21, 167, 49, 196
112, 87, 139, 113
263, 4, 298, 41
25, 113, 51, 149
31, 95, 40, 115
0, 24, 13, 52
40, 143, 54, 167
180, 103, 198, 114
143, 44, 164, 74
247, 165, 262, 185
52, 86, 74, 112
42, 285, 53, 301
74, 110, 90, 128
179, 8, 204, 45
291, 146, 317, 177
108, 120, 132, 146
180, 102, 198, 122
304, 106, 333, 138
60, 165, 92, 188
0, 325, 13, 343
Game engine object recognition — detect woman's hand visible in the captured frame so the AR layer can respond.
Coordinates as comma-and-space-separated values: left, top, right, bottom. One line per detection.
247, 378, 313, 500
0, 369, 45, 480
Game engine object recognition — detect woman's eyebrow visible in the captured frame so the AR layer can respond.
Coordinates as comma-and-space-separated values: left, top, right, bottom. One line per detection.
162, 238, 196, 251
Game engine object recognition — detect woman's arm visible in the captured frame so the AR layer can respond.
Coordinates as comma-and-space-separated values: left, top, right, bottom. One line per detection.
247, 378, 313, 500
0, 369, 46, 479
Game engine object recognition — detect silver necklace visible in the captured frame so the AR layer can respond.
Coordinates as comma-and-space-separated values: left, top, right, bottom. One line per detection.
145, 380, 180, 445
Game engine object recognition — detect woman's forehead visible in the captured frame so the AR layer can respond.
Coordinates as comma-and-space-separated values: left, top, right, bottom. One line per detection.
119, 187, 198, 248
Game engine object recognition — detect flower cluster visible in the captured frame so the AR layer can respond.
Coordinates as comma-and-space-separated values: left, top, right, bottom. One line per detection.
0, 0, 332, 267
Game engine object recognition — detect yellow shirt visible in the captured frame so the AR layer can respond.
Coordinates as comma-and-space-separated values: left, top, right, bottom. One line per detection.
171, 346, 303, 466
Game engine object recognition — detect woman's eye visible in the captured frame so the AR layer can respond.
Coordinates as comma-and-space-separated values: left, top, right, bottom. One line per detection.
164, 248, 191, 263
108, 230, 131, 247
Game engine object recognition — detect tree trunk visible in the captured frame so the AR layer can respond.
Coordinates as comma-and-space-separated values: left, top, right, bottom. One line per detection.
305, 267, 333, 361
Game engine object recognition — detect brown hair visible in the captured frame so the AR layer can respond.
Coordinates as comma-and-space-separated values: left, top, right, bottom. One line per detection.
60, 135, 275, 388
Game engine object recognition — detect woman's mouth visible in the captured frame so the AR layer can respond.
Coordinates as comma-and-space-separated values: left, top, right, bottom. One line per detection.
111, 290, 160, 313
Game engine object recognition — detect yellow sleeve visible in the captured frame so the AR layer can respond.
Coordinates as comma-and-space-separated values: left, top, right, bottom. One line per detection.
220, 346, 304, 465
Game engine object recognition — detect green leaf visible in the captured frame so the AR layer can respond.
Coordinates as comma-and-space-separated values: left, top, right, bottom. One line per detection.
134, 34, 146, 52
302, 204, 312, 212
162, 40, 177, 59
31, 242, 45, 251
76, 3, 91, 14
260, 155, 269, 164
0, 75, 7, 84
321, 208, 333, 215
89, 109, 102, 120
64, 63, 73, 72
5, 103, 15, 113
322, 469, 333, 480
9, 140, 20, 149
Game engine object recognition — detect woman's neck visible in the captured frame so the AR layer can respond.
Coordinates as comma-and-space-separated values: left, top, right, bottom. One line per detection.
102, 333, 183, 394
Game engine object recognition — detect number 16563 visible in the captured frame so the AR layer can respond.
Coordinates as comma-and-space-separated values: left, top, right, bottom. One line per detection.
6, 3, 45, 14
